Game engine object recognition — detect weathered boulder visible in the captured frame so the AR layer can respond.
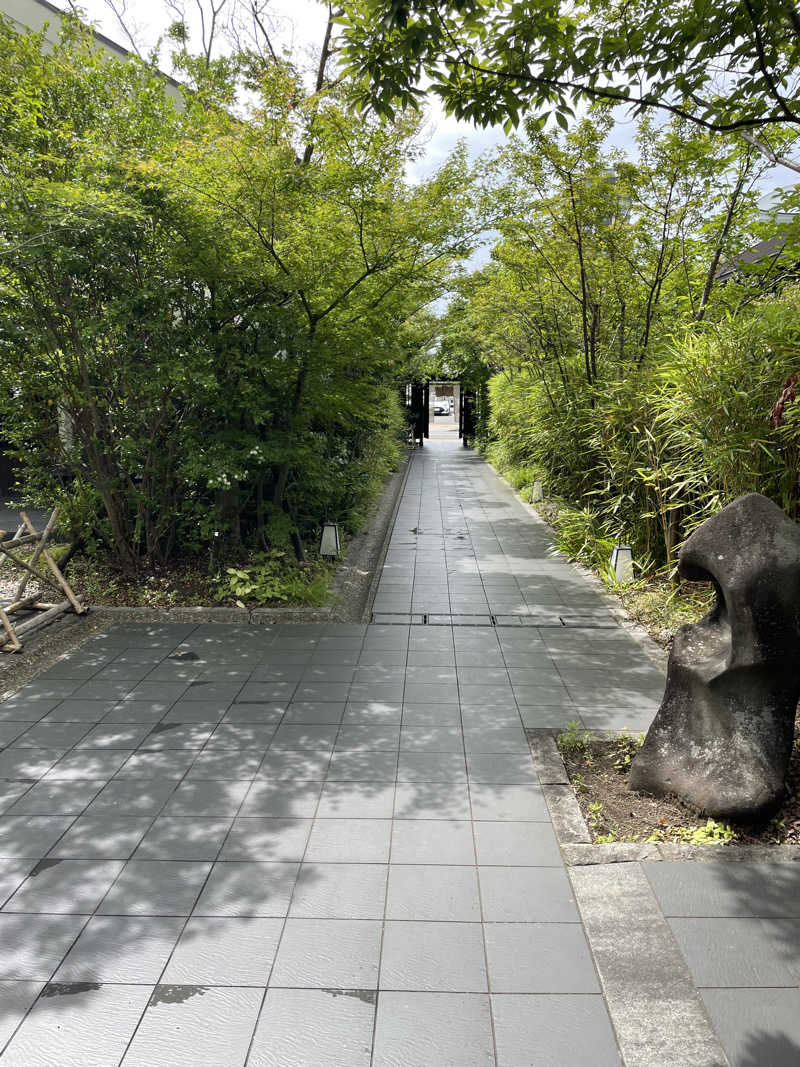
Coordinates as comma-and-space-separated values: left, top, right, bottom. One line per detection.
629, 493, 800, 820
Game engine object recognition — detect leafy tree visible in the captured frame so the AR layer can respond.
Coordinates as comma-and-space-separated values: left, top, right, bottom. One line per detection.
0, 13, 478, 571
0, 17, 203, 567
445, 113, 779, 566
339, 0, 800, 173
452, 116, 764, 390
168, 54, 479, 512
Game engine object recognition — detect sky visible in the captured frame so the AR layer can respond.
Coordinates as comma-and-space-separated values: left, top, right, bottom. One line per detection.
55, 0, 793, 242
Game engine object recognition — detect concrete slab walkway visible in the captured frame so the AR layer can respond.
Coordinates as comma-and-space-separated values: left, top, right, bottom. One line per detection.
0, 441, 797, 1065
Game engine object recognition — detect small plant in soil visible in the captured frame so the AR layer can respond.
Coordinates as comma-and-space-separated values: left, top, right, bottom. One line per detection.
556, 720, 593, 756
558, 723, 800, 846
587, 801, 604, 833
646, 818, 737, 844
612, 728, 645, 773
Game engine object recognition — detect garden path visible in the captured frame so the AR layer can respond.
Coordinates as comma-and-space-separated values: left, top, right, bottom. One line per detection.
0, 442, 796, 1065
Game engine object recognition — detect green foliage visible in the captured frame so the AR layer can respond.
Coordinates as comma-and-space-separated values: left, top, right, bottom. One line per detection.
556, 721, 593, 755
478, 232, 800, 576
612, 729, 646, 774
217, 551, 333, 606
647, 819, 738, 844
340, 0, 800, 173
0, 16, 476, 575
587, 801, 604, 833
618, 579, 716, 641
549, 503, 618, 575
499, 465, 539, 493
423, 116, 800, 580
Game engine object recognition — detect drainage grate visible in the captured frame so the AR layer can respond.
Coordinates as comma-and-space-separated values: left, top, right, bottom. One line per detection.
560, 613, 618, 628
370, 611, 618, 628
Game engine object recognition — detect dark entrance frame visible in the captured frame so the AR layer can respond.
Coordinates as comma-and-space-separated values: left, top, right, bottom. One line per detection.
459, 387, 477, 446
402, 379, 477, 448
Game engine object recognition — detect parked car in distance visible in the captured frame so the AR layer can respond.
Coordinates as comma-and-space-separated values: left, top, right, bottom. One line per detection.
433, 403, 448, 415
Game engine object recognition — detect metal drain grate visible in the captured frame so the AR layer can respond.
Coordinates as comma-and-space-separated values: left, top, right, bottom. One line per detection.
370, 611, 618, 628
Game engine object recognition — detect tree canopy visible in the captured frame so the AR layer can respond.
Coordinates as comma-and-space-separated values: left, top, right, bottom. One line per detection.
339, 0, 800, 172
0, 12, 478, 570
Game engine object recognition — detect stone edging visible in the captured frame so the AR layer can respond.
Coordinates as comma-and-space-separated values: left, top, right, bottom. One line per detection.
530, 738, 733, 1064
569, 863, 730, 1067
357, 448, 414, 624
530, 731, 800, 865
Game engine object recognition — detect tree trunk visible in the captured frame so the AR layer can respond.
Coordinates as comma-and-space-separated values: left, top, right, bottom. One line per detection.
216, 485, 241, 549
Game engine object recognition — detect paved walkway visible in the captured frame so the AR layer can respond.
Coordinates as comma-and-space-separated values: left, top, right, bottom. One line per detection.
0, 442, 797, 1065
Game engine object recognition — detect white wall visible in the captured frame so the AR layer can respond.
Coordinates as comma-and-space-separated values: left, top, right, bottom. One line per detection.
0, 0, 184, 103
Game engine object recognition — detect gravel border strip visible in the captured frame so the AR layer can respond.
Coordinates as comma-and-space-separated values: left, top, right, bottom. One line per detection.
0, 612, 102, 701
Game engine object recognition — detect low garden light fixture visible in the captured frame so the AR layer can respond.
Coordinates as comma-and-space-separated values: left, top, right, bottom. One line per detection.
320, 522, 342, 559
529, 480, 544, 503
610, 543, 634, 583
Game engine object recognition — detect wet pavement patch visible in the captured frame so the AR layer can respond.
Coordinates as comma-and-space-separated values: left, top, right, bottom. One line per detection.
30, 858, 63, 876
323, 989, 377, 1005
41, 983, 101, 997
151, 985, 208, 1006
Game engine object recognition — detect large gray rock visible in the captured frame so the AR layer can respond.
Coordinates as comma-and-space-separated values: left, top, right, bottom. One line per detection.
629, 493, 800, 820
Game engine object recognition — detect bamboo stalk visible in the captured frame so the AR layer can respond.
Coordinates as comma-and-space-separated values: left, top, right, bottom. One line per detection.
0, 509, 86, 650
19, 512, 84, 615
0, 607, 22, 652
0, 543, 62, 593
3, 593, 41, 613
12, 601, 71, 634
2, 597, 56, 614
0, 601, 70, 647
15, 509, 59, 602
0, 533, 40, 549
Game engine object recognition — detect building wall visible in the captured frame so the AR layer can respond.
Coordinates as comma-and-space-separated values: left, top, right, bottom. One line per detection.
0, 0, 184, 104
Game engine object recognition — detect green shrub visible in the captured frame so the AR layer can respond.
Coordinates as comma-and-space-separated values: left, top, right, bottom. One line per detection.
217, 551, 333, 606
482, 289, 800, 575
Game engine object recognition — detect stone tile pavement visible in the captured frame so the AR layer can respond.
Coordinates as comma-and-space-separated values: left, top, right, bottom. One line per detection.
0, 441, 796, 1065
646, 861, 800, 1066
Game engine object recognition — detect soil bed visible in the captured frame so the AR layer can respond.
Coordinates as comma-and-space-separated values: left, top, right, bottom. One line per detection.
1, 551, 334, 610
561, 726, 800, 846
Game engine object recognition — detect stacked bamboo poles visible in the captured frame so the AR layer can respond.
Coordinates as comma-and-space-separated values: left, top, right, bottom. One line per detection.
0, 508, 86, 652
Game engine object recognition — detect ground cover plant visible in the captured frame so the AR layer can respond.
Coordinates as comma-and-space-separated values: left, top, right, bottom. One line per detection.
556, 723, 800, 845
342, 0, 800, 175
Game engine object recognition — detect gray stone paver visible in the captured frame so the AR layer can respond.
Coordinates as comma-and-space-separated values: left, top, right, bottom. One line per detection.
644, 861, 800, 1064
0, 440, 793, 1063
